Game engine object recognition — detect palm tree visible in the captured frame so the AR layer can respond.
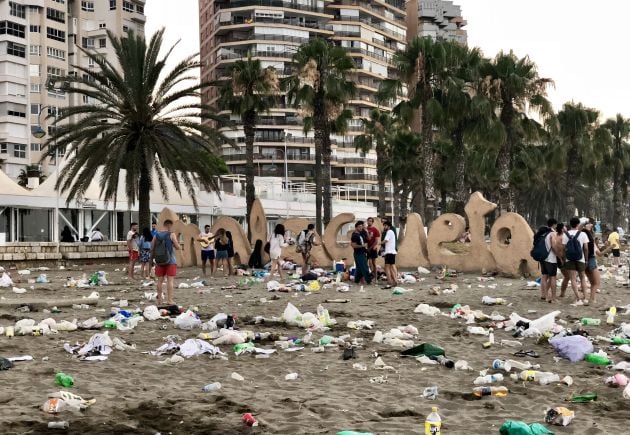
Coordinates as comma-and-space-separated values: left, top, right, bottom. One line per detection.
556, 102, 610, 217
215, 56, 279, 239
479, 51, 554, 212
353, 109, 394, 217
285, 38, 356, 232
44, 29, 228, 230
384, 130, 422, 223
603, 114, 630, 228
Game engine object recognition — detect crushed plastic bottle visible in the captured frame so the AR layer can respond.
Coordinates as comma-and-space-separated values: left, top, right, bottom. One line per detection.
202, 382, 222, 392
473, 373, 504, 385
482, 296, 505, 305
472, 386, 509, 397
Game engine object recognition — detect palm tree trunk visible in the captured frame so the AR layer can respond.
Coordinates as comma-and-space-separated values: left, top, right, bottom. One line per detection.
243, 110, 256, 241
497, 145, 513, 213
564, 143, 580, 218
452, 126, 467, 215
139, 166, 151, 231
612, 166, 622, 229
322, 134, 332, 227
313, 97, 325, 234
376, 142, 387, 217
393, 182, 401, 224
421, 121, 437, 222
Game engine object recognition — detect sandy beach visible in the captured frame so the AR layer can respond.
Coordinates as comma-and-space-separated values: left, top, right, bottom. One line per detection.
1, 260, 629, 435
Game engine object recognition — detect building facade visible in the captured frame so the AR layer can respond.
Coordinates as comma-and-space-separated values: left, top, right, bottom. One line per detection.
0, 0, 145, 180
199, 0, 407, 214
408, 0, 466, 44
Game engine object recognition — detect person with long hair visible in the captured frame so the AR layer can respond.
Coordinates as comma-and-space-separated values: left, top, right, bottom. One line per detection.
583, 218, 601, 305
226, 231, 235, 276
214, 229, 230, 277
556, 222, 571, 299
268, 224, 288, 280
139, 227, 153, 279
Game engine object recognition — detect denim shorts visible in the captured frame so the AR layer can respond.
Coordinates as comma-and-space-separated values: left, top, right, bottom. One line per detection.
587, 256, 597, 271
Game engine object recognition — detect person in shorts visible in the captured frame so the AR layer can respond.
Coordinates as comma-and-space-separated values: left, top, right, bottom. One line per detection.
539, 218, 559, 303
366, 217, 381, 279
214, 229, 230, 277
126, 222, 138, 280
151, 220, 180, 305
198, 225, 215, 277
583, 218, 601, 304
381, 220, 398, 288
562, 217, 589, 304
138, 227, 153, 279
608, 229, 621, 267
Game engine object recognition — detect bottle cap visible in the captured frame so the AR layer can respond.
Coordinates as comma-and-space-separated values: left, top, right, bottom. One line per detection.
431, 406, 438, 412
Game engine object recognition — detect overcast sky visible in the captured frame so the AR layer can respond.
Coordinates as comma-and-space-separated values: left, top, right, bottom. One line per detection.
146, 0, 629, 120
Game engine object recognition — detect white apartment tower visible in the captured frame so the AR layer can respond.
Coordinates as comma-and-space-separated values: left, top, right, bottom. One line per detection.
0, 0, 145, 180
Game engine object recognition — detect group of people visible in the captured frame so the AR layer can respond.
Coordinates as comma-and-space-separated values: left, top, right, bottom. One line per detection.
197, 226, 236, 277
60, 226, 105, 243
351, 217, 398, 288
536, 216, 625, 305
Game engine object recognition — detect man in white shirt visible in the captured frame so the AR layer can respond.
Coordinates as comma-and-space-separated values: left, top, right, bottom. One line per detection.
197, 225, 215, 277
381, 220, 398, 288
562, 217, 589, 304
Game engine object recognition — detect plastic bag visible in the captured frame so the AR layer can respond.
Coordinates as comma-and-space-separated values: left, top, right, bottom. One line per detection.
499, 421, 554, 435
15, 319, 36, 335
414, 304, 441, 316
143, 305, 161, 321
401, 274, 417, 284
174, 310, 201, 330
549, 335, 593, 363
308, 280, 321, 292
267, 280, 281, 291
0, 272, 12, 287
282, 303, 302, 326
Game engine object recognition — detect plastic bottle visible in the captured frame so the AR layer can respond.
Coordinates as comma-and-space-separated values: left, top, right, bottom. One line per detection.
473, 374, 504, 385
482, 296, 505, 305
537, 372, 560, 385
319, 335, 334, 346
230, 372, 244, 381
54, 372, 74, 388
569, 393, 597, 403
612, 337, 630, 345
580, 318, 601, 326
431, 355, 455, 369
488, 328, 495, 344
584, 353, 611, 365
467, 326, 489, 336
285, 373, 299, 380
103, 319, 117, 329
48, 421, 69, 429
424, 406, 441, 435
492, 359, 509, 371
472, 386, 509, 397
202, 382, 222, 392
605, 373, 629, 387
607, 307, 617, 325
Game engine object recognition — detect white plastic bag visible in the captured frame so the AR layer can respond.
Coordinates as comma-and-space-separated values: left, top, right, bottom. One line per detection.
414, 304, 441, 316
174, 310, 201, 330
143, 305, 161, 321
282, 303, 302, 326
0, 272, 13, 287
267, 280, 281, 291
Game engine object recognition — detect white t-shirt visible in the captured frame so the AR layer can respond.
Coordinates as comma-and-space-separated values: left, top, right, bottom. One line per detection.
383, 229, 397, 255
269, 234, 287, 260
544, 232, 556, 263
200, 231, 214, 251
126, 230, 135, 242
562, 229, 589, 263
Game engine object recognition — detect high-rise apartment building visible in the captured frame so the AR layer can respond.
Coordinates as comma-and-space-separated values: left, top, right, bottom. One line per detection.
199, 0, 407, 212
0, 0, 145, 180
407, 0, 466, 44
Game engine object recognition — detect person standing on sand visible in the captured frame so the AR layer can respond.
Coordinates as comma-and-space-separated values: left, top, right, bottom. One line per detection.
268, 224, 288, 280
583, 218, 601, 305
351, 221, 371, 285
226, 231, 235, 276
298, 223, 318, 274
556, 223, 571, 298
138, 227, 153, 280
607, 228, 621, 267
126, 222, 138, 280
366, 217, 381, 280
537, 218, 559, 303
562, 217, 589, 305
214, 229, 230, 277
151, 219, 180, 306
381, 220, 397, 288
198, 225, 216, 277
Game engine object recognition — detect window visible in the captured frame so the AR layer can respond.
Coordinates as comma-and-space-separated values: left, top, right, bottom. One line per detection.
30, 104, 40, 115
0, 21, 26, 38
122, 25, 129, 32
46, 8, 65, 23
51, 0, 65, 4
7, 42, 26, 58
47, 47, 65, 60
30, 83, 41, 93
31, 143, 41, 152
136, 4, 144, 14
48, 106, 60, 116
46, 27, 65, 42
99, 23, 106, 29
10, 2, 26, 19
88, 57, 95, 67
98, 38, 106, 48
82, 37, 94, 48
6, 103, 26, 118
0, 144, 6, 154
47, 66, 65, 79
110, 0, 117, 10
122, 1, 134, 12
13, 144, 26, 159
7, 83, 26, 97
82, 95, 89, 104
81, 1, 95, 12
29, 45, 41, 56
29, 25, 40, 32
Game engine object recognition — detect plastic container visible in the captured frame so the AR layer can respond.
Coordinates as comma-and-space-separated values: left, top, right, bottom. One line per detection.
202, 382, 222, 392
584, 353, 611, 365
48, 421, 69, 429
473, 374, 504, 385
581, 318, 601, 326
607, 307, 617, 325
482, 296, 505, 305
424, 406, 441, 435
54, 373, 74, 388
285, 373, 299, 380
612, 337, 630, 345
472, 386, 509, 397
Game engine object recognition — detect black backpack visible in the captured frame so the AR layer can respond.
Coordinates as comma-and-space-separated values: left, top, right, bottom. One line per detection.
531, 227, 552, 262
565, 231, 583, 262
154, 232, 171, 265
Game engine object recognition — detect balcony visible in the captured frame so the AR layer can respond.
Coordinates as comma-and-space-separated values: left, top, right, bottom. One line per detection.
346, 47, 394, 64
216, 33, 310, 45
333, 15, 405, 40
217, 49, 295, 61
339, 157, 377, 165
217, 0, 326, 14
342, 174, 378, 181
222, 153, 329, 163
332, 1, 404, 23
217, 16, 333, 33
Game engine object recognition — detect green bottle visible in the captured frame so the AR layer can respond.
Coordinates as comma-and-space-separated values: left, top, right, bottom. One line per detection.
580, 318, 601, 326
319, 335, 333, 346
584, 353, 610, 365
569, 393, 597, 403
103, 319, 117, 329
55, 372, 74, 388
233, 343, 255, 354
612, 337, 630, 345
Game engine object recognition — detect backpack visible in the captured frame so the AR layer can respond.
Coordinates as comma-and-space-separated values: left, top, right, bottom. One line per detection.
565, 231, 583, 262
154, 232, 171, 265
531, 227, 552, 262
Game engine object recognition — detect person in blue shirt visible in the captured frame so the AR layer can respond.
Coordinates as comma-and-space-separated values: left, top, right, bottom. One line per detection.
351, 220, 372, 285
150, 223, 158, 237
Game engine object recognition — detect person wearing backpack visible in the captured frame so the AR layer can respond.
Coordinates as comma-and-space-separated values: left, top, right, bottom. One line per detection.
297, 224, 318, 274
151, 219, 181, 306
561, 217, 589, 304
532, 218, 559, 303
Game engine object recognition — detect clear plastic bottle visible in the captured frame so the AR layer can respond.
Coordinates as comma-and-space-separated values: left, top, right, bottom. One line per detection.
473, 373, 504, 385
424, 406, 441, 435
606, 307, 617, 325
472, 386, 509, 397
202, 382, 222, 392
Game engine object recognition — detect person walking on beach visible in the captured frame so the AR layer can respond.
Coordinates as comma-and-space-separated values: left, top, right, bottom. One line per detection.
607, 227, 621, 267
126, 222, 138, 280
214, 229, 230, 277
381, 220, 397, 288
138, 227, 153, 279
534, 218, 559, 302
297, 223, 318, 274
198, 225, 216, 277
562, 217, 589, 304
151, 219, 180, 305
583, 218, 601, 304
268, 224, 288, 280
226, 231, 235, 276
366, 217, 381, 280
351, 221, 372, 285
556, 223, 571, 298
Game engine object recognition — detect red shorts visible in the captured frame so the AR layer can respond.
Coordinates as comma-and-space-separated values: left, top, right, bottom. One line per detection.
128, 250, 139, 262
155, 264, 177, 277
